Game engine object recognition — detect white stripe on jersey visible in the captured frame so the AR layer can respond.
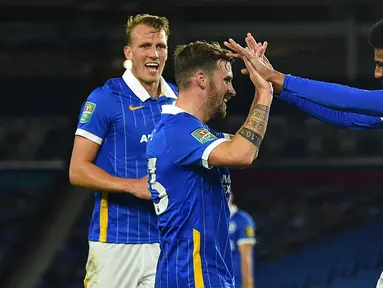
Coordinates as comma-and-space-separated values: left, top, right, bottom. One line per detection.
75, 128, 103, 145
201, 138, 229, 169
118, 87, 129, 243
216, 201, 224, 287
136, 160, 140, 242
140, 100, 147, 127
149, 102, 156, 126
201, 176, 212, 287
237, 238, 257, 245
113, 122, 119, 242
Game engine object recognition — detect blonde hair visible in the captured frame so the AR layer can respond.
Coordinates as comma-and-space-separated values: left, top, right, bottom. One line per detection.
125, 14, 170, 45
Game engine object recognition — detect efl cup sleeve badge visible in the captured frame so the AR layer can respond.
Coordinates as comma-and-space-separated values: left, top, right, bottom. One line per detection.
191, 128, 217, 144
80, 101, 96, 123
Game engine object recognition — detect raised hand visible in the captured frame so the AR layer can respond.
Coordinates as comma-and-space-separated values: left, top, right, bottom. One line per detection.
244, 33, 273, 70
224, 34, 274, 82
223, 37, 271, 92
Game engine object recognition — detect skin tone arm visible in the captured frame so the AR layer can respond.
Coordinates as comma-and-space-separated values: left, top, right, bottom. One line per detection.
69, 136, 151, 199
239, 243, 255, 288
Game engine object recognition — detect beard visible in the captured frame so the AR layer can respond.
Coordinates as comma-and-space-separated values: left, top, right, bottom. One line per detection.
206, 81, 227, 119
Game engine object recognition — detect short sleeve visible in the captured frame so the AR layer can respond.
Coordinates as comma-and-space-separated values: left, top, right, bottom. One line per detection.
75, 89, 113, 145
237, 214, 256, 246
209, 129, 231, 140
169, 116, 229, 169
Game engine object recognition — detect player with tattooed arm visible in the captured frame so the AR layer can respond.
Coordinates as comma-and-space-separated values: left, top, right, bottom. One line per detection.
146, 41, 273, 287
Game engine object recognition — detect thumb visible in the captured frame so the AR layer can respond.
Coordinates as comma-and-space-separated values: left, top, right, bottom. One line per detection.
241, 68, 249, 75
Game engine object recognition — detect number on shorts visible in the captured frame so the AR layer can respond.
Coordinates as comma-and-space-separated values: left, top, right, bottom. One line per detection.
148, 157, 168, 215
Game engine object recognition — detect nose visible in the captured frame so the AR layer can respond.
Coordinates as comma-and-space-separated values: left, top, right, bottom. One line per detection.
149, 47, 159, 59
228, 85, 236, 98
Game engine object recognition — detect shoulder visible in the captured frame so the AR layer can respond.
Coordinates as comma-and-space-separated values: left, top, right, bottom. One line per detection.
86, 81, 118, 104
161, 106, 202, 132
237, 210, 255, 226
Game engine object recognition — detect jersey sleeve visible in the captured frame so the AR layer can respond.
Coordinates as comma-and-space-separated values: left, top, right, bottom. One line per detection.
284, 75, 383, 116
237, 214, 256, 246
278, 89, 383, 130
75, 89, 113, 145
168, 116, 230, 169
209, 129, 232, 140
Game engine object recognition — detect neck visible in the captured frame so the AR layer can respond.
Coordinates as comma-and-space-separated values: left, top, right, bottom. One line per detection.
176, 90, 210, 123
142, 80, 161, 99
131, 70, 161, 98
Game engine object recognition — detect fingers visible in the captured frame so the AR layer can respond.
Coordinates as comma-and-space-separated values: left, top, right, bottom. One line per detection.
225, 38, 256, 60
224, 38, 242, 54
259, 42, 267, 59
226, 52, 241, 59
242, 53, 258, 77
225, 36, 273, 74
224, 39, 245, 60
244, 32, 269, 60
245, 34, 257, 52
223, 41, 236, 52
262, 41, 268, 52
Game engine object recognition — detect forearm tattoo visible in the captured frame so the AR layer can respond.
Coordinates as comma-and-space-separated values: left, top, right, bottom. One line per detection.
239, 103, 271, 146
247, 119, 267, 134
250, 104, 270, 121
239, 127, 263, 146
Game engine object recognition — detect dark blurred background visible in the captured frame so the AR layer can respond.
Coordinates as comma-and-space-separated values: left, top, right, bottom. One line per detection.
1, 1, 383, 288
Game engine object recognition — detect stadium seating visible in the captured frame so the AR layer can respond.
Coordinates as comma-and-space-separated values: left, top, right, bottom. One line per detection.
0, 187, 49, 271
256, 219, 383, 288
36, 198, 93, 288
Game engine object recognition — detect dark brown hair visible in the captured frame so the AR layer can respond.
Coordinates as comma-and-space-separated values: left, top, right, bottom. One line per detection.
174, 41, 232, 89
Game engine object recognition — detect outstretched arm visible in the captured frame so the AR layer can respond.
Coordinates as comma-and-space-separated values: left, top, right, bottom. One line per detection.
282, 75, 383, 117
224, 33, 383, 117
278, 89, 383, 130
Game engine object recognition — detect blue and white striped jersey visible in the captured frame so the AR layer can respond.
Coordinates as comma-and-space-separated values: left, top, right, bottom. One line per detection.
146, 104, 234, 288
229, 205, 256, 288
75, 69, 177, 244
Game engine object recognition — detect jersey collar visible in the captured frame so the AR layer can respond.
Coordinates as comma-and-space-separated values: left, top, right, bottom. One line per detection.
230, 204, 238, 218
122, 69, 177, 102
161, 104, 185, 115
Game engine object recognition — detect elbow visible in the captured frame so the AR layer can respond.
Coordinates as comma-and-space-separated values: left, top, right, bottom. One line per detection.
242, 156, 254, 168
236, 154, 257, 168
69, 163, 83, 186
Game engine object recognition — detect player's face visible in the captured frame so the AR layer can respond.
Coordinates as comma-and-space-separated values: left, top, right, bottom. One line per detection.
206, 61, 236, 119
374, 49, 383, 80
124, 24, 168, 85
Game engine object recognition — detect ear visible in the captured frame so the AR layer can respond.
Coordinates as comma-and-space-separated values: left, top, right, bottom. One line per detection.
196, 71, 208, 89
124, 46, 132, 60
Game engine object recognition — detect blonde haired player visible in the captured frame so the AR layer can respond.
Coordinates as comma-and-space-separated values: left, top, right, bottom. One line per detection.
69, 14, 177, 288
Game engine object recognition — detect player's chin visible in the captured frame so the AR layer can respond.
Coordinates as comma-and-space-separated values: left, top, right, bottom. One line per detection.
143, 73, 161, 83
218, 106, 227, 119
